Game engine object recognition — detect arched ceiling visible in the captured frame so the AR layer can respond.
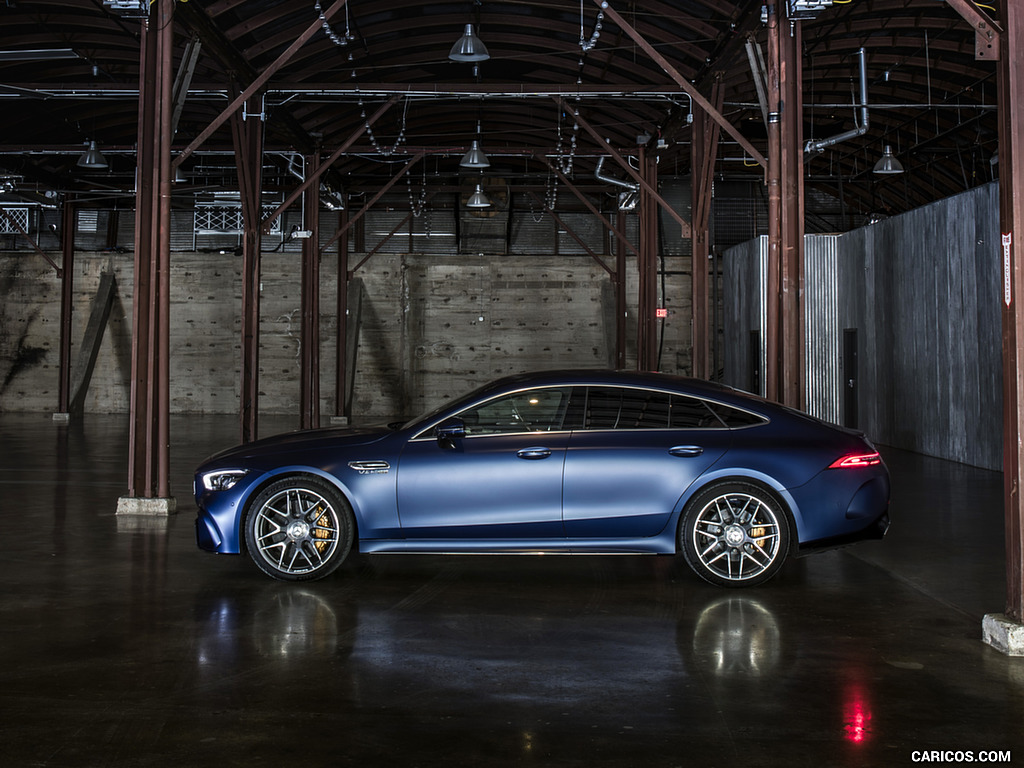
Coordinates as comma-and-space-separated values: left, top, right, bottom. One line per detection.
0, 0, 1000, 227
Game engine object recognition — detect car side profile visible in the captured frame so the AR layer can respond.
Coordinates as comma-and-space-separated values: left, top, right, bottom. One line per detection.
194, 370, 890, 587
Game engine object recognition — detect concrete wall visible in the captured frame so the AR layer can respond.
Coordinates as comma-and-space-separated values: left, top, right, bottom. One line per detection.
0, 245, 694, 422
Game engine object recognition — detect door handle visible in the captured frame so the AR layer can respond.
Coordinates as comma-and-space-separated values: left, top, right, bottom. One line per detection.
517, 447, 552, 460
669, 445, 704, 458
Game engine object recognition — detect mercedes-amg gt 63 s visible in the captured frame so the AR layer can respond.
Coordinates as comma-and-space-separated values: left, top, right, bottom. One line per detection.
195, 370, 890, 587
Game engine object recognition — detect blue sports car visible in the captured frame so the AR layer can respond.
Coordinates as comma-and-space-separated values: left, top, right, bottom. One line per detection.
194, 370, 890, 587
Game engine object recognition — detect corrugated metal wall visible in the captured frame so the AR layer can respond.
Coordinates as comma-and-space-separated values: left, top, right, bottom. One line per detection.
723, 182, 1001, 470
721, 233, 839, 418
804, 236, 840, 425
722, 235, 767, 397
836, 182, 1001, 470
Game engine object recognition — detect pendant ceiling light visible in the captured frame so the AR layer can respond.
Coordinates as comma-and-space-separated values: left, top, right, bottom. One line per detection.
872, 145, 904, 175
77, 140, 108, 169
466, 183, 491, 208
449, 23, 489, 62
460, 140, 490, 169
460, 119, 490, 169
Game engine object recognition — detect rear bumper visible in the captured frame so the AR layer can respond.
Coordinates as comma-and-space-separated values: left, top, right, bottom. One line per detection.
796, 508, 890, 556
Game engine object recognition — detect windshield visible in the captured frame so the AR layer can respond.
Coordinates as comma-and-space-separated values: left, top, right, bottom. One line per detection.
399, 380, 496, 431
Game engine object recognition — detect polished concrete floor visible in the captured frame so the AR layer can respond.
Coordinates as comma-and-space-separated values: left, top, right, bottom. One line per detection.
2, 412, 1023, 768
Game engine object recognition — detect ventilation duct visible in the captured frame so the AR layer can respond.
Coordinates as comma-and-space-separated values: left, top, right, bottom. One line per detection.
804, 48, 868, 155
594, 156, 639, 192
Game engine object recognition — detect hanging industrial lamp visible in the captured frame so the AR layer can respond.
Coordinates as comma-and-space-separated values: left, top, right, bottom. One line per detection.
77, 140, 108, 169
460, 140, 490, 169
449, 23, 490, 62
466, 182, 491, 208
872, 145, 904, 175
461, 117, 490, 169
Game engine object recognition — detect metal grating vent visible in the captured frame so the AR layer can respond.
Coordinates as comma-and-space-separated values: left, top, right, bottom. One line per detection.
0, 207, 30, 233
194, 193, 282, 235
713, 180, 768, 252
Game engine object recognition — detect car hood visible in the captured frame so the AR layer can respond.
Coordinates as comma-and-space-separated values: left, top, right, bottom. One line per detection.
199, 425, 395, 467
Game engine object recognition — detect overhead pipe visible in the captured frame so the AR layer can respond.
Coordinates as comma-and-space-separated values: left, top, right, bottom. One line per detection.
594, 155, 639, 191
804, 47, 869, 155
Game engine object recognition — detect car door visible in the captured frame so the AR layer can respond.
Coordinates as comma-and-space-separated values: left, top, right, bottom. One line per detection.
562, 386, 732, 539
396, 386, 574, 540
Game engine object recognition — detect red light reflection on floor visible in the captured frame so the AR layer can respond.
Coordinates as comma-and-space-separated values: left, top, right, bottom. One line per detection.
843, 684, 873, 744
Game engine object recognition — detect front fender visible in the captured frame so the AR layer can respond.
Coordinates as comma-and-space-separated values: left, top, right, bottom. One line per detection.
196, 464, 400, 554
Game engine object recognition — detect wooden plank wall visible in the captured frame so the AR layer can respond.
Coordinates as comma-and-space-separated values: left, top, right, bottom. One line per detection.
723, 182, 1001, 470
838, 182, 1001, 470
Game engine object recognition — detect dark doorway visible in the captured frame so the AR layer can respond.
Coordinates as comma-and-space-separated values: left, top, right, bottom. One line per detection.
843, 328, 858, 428
749, 330, 761, 395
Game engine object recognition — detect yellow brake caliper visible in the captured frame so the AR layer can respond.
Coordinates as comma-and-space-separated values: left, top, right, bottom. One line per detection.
311, 505, 332, 553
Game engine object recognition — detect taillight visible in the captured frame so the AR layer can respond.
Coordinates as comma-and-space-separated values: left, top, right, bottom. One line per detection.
828, 452, 882, 469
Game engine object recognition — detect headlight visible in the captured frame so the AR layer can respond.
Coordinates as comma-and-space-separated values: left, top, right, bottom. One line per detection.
201, 469, 249, 491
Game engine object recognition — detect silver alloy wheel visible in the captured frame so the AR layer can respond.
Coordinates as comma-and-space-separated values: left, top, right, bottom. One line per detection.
251, 487, 342, 576
689, 490, 784, 583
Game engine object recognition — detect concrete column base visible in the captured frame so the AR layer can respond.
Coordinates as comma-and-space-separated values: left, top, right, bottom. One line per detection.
982, 613, 1024, 656
116, 496, 177, 517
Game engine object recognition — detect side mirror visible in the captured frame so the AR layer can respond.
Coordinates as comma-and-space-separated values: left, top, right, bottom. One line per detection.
435, 417, 466, 448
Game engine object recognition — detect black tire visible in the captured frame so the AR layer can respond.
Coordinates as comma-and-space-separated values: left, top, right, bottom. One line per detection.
243, 476, 355, 582
680, 481, 791, 587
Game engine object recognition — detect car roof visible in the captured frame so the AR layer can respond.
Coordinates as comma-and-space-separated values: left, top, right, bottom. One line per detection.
489, 369, 765, 407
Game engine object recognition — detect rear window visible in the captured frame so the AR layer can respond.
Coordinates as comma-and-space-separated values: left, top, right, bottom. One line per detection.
580, 387, 724, 430
706, 402, 767, 428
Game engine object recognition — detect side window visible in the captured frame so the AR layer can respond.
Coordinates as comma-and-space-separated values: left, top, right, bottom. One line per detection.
670, 395, 722, 428
620, 389, 671, 428
583, 387, 672, 429
705, 401, 767, 428
457, 387, 572, 435
585, 387, 623, 429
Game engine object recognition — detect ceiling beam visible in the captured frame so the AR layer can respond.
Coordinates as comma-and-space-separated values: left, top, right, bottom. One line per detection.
942, 0, 1001, 60
173, 0, 350, 168
593, 0, 766, 169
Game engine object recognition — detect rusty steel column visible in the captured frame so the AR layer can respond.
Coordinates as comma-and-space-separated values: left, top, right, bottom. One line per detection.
119, 0, 175, 514
300, 149, 321, 430
779, 7, 805, 410
335, 205, 350, 421
987, 0, 1024, 649
691, 105, 709, 380
232, 92, 265, 444
155, 0, 173, 500
56, 194, 75, 417
637, 146, 659, 371
127, 12, 156, 500
614, 210, 627, 370
764, 0, 782, 403
691, 76, 724, 380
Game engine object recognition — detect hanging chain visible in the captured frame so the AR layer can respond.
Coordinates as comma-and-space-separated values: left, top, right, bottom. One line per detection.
359, 96, 410, 156
555, 97, 580, 176
531, 169, 557, 222
579, 0, 604, 52
316, 0, 354, 46
407, 165, 428, 219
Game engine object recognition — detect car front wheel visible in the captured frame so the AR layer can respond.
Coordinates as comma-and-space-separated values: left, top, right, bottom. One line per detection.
680, 482, 790, 587
244, 476, 354, 581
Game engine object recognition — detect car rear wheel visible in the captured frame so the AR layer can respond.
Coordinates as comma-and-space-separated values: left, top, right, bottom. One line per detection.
680, 482, 790, 587
244, 476, 354, 581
